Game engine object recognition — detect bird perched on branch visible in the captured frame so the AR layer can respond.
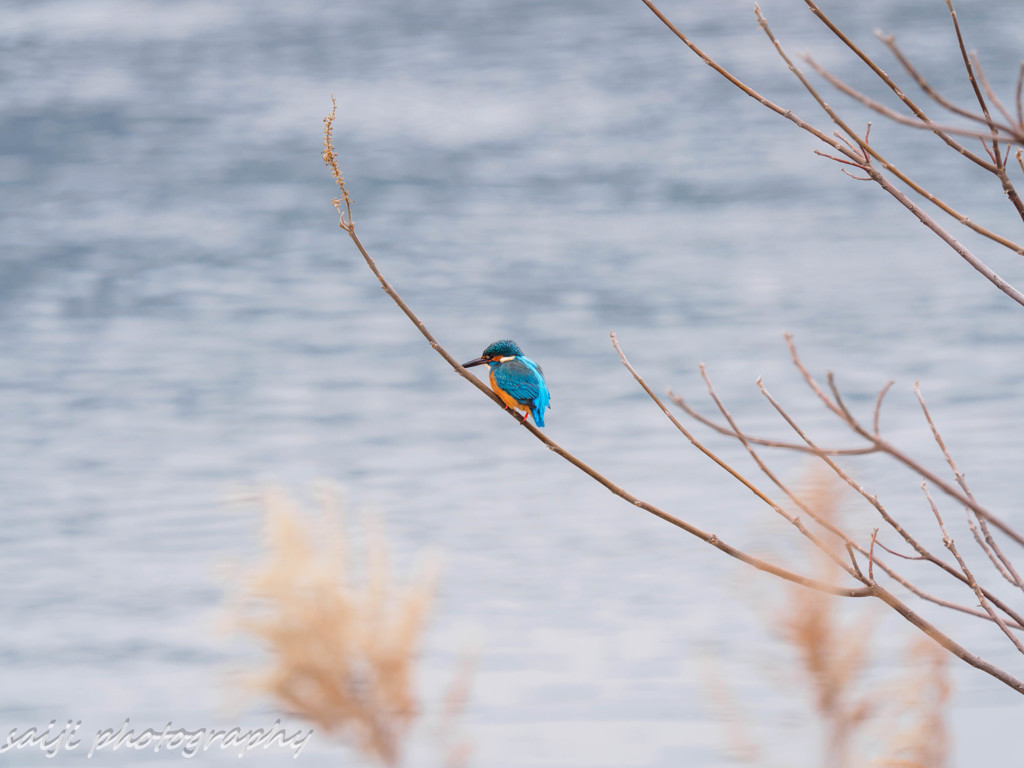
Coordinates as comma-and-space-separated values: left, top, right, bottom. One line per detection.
463, 340, 550, 427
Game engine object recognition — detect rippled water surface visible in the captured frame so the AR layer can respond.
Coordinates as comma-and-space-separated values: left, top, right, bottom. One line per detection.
2, 0, 1024, 765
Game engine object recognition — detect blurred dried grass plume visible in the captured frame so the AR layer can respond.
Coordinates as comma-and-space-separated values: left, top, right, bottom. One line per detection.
720, 468, 951, 768
779, 471, 877, 766
231, 488, 453, 767
873, 637, 951, 768
787, 470, 950, 768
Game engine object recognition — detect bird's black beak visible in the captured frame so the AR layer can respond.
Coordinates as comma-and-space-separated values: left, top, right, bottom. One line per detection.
462, 356, 488, 368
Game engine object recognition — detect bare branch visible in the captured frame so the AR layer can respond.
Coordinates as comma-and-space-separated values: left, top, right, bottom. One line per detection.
922, 484, 1024, 655
785, 340, 1024, 548
866, 161, 1024, 302
826, 372, 856, 424
884, 561, 1024, 630
944, 0, 1024, 220
867, 529, 878, 582
667, 389, 876, 457
649, 0, 1024, 275
696, 364, 860, 575
946, 0, 993, 132
806, 46, 1024, 252
971, 52, 1019, 135
802, 0, 1019, 158
639, 0, 861, 162
848, 540, 868, 583
672, 366, 1024, 633
873, 538, 926, 562
879, 32, 1022, 138
322, 97, 354, 231
914, 383, 1024, 591
870, 579, 1024, 692
756, 378, 955, 577
754, 372, 1024, 633
1017, 63, 1024, 129
805, 57, 1014, 156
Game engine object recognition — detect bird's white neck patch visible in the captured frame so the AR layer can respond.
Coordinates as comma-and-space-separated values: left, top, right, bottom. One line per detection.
498, 356, 516, 362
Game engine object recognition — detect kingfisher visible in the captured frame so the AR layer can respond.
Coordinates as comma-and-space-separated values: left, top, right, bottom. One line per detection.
463, 340, 551, 427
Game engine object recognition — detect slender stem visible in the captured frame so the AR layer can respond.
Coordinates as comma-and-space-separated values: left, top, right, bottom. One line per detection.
923, 484, 1024, 656
880, 33, 1023, 140
667, 389, 877, 456
914, 384, 1024, 591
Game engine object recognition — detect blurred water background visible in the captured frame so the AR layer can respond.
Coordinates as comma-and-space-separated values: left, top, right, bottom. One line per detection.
2, 0, 1024, 765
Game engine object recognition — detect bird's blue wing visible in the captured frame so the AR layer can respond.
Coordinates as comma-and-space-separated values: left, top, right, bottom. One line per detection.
495, 357, 551, 426
492, 359, 542, 405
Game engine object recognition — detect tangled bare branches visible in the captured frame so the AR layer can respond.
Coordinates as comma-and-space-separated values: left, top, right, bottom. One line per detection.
631, 0, 1024, 688
323, 0, 1024, 701
642, 0, 1024, 296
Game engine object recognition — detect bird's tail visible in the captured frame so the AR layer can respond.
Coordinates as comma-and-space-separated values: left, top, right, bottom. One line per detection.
532, 387, 550, 428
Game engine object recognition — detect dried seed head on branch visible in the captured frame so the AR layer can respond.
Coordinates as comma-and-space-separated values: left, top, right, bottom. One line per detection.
323, 97, 353, 231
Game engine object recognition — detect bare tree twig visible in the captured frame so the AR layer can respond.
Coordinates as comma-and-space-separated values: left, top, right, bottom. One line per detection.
672, 364, 1024, 632
754, 371, 1024, 633
873, 538, 926, 562
945, 0, 1024, 221
755, 378, 956, 574
667, 389, 876, 456
1017, 63, 1024, 129
879, 32, 1023, 138
804, 57, 1014, 156
784, 337, 1024, 547
801, 0, 1016, 158
922, 484, 1024, 655
646, 0, 1024, 286
805, 50, 1024, 253
626, 343, 1024, 669
971, 53, 1019, 138
696, 364, 859, 574
608, 335, 871, 589
913, 383, 1024, 590
758, 5, 1024, 293
639, 0, 860, 161
848, 540, 868, 582
868, 529, 878, 582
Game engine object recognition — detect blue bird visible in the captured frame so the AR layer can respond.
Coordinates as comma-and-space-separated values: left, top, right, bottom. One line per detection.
463, 340, 551, 427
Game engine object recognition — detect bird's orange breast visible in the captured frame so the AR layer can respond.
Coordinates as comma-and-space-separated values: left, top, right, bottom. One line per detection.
489, 368, 529, 412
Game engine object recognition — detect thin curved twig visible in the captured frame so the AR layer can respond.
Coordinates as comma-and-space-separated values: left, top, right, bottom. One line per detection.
880, 32, 1023, 138
923, 484, 1024, 656
784, 336, 1024, 547
914, 383, 1024, 591
805, 57, 1017, 153
945, 0, 1024, 221
667, 389, 877, 456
